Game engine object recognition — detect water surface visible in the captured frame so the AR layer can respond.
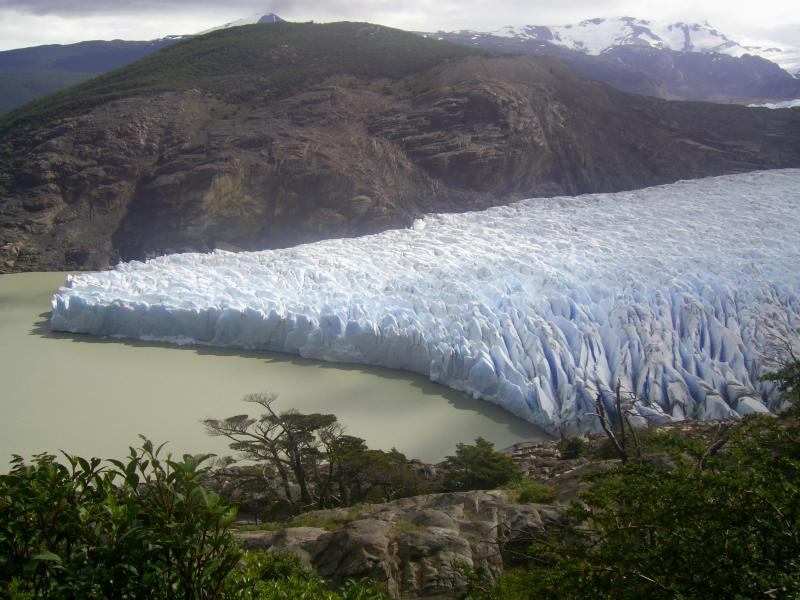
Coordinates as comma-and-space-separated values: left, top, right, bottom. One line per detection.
0, 272, 548, 468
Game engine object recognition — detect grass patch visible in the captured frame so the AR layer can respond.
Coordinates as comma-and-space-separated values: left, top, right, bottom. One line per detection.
506, 478, 557, 504
289, 505, 367, 531
390, 519, 424, 536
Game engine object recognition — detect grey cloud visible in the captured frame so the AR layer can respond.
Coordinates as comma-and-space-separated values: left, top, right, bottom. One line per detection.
0, 0, 267, 16
1, 0, 795, 47
0, 0, 629, 25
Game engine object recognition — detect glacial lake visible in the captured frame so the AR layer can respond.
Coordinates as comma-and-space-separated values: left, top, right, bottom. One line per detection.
0, 272, 548, 468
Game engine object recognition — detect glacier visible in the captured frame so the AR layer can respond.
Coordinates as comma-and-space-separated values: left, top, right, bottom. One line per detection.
51, 169, 800, 435
749, 99, 800, 109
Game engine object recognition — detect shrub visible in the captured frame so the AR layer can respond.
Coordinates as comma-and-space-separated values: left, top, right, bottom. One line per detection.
508, 479, 557, 504
442, 437, 521, 492
205, 393, 428, 513
230, 551, 389, 599
0, 441, 392, 599
557, 436, 585, 459
476, 412, 800, 599
0, 438, 239, 599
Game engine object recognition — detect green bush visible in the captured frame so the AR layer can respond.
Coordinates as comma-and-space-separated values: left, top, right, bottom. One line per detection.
229, 551, 389, 599
557, 436, 585, 459
0, 438, 239, 599
205, 394, 429, 513
763, 358, 800, 408
442, 437, 521, 492
508, 479, 557, 504
477, 411, 800, 599
0, 440, 392, 599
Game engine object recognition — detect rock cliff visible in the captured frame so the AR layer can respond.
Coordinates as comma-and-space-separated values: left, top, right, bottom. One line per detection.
1, 23, 799, 272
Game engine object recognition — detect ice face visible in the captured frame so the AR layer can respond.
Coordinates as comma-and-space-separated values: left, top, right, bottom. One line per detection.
748, 100, 800, 109
50, 169, 800, 435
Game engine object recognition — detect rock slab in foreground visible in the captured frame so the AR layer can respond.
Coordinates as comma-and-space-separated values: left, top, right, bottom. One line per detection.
237, 490, 561, 598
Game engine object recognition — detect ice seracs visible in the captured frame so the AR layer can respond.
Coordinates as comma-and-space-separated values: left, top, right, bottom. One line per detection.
51, 170, 800, 435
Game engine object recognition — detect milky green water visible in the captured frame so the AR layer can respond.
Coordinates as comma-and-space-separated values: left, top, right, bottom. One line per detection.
0, 272, 548, 467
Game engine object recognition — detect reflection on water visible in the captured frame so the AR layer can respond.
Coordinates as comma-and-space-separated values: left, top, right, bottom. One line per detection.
0, 272, 549, 468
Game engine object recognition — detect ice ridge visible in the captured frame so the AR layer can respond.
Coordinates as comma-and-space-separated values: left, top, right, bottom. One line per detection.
51, 169, 800, 435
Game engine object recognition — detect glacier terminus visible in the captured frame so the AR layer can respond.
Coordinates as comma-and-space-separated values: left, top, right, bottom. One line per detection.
51, 169, 800, 435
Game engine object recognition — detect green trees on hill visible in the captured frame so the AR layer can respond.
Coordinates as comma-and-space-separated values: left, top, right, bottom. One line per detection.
0, 21, 480, 135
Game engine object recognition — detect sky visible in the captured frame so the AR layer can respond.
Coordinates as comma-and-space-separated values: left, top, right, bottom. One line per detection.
0, 0, 797, 51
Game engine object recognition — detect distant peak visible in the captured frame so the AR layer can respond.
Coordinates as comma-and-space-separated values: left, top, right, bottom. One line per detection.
199, 13, 285, 35
257, 14, 285, 24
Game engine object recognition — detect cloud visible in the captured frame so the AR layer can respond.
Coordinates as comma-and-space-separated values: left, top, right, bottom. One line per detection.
0, 0, 200, 16
0, 0, 753, 26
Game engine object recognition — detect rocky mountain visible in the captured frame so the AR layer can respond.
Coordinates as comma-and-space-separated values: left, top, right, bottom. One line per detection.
443, 17, 800, 76
432, 18, 800, 103
199, 12, 285, 34
1, 21, 799, 273
3, 16, 797, 115
0, 38, 183, 114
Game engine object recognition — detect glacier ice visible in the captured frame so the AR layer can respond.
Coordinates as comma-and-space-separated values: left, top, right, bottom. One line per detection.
748, 99, 800, 109
51, 169, 800, 435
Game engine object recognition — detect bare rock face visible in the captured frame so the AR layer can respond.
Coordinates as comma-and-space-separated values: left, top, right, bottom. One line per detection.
236, 490, 561, 598
2, 54, 799, 273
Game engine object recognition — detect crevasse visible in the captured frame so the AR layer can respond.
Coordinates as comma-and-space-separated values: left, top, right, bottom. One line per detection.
51, 169, 800, 435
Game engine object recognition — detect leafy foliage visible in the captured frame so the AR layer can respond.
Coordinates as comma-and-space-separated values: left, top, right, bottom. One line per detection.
231, 550, 388, 599
478, 411, 800, 599
557, 436, 585, 459
441, 437, 521, 492
0, 438, 240, 599
763, 359, 800, 409
0, 22, 481, 135
0, 439, 392, 599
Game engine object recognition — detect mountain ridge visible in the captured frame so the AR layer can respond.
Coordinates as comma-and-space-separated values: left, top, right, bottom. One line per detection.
437, 16, 800, 77
1, 15, 798, 115
0, 37, 184, 114
1, 22, 799, 273
432, 19, 800, 103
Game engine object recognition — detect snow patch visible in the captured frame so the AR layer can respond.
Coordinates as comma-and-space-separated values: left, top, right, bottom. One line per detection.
749, 99, 800, 109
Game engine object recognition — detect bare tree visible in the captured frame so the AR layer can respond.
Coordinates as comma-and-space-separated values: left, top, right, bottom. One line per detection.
204, 392, 424, 513
593, 380, 643, 463
204, 392, 340, 509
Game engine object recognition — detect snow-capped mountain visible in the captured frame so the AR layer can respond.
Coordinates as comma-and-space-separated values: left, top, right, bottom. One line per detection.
446, 17, 800, 78
432, 17, 800, 103
200, 13, 284, 34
